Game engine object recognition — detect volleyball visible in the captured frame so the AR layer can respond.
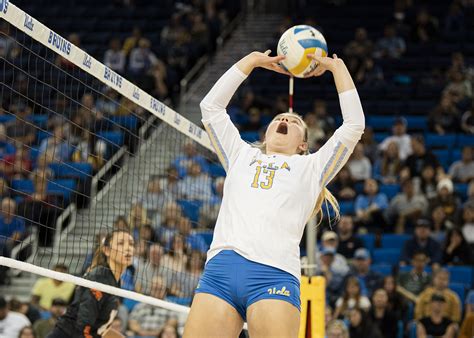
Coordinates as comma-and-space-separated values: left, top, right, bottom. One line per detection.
277, 25, 328, 78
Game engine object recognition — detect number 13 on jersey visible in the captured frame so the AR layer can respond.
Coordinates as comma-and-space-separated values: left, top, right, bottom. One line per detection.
251, 165, 275, 190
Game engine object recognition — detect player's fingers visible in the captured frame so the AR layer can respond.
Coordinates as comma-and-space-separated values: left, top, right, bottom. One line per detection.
264, 49, 271, 56
332, 53, 338, 59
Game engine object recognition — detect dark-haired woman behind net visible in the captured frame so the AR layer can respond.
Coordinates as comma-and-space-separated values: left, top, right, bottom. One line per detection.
46, 229, 134, 338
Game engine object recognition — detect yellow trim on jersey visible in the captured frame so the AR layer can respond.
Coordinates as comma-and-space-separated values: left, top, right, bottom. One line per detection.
204, 123, 229, 171
289, 47, 316, 75
320, 143, 348, 187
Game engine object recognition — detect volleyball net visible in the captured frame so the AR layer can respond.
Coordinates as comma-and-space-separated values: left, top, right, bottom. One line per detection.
0, 0, 226, 326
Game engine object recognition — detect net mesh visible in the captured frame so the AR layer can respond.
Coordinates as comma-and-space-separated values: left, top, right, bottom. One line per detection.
0, 2, 222, 319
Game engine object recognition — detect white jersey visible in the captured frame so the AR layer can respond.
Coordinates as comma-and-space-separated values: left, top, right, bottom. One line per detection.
201, 65, 365, 280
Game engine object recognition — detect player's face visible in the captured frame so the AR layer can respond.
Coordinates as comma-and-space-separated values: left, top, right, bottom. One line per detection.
265, 113, 308, 155
107, 231, 134, 267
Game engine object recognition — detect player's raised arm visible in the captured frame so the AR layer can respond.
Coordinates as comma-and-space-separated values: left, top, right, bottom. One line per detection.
200, 51, 288, 171
306, 54, 365, 187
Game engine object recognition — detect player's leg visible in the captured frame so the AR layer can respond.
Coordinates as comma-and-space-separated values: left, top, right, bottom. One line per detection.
246, 299, 300, 338
183, 293, 244, 338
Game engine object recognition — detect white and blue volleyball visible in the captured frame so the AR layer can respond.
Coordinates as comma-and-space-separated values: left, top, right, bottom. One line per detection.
277, 25, 328, 78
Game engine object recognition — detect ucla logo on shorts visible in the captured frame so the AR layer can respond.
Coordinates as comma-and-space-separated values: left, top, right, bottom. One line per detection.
267, 286, 290, 297
0, 0, 9, 14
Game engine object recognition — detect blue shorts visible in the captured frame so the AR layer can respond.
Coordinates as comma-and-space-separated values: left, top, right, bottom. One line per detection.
195, 250, 301, 321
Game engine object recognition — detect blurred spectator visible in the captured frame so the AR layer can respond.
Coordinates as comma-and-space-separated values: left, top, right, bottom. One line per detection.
127, 202, 150, 236
443, 71, 472, 104
461, 204, 474, 244
430, 206, 453, 243
241, 108, 263, 132
417, 294, 458, 338
160, 14, 183, 47
330, 167, 356, 200
446, 52, 474, 83
174, 250, 203, 298
443, 1, 465, 35
0, 124, 15, 157
459, 291, 474, 338
448, 146, 474, 183
369, 289, 398, 338
344, 28, 373, 75
326, 319, 349, 338
157, 202, 182, 242
158, 324, 179, 338
442, 228, 472, 265
415, 269, 461, 322
429, 94, 461, 134
32, 298, 67, 338
18, 326, 36, 338
316, 247, 347, 304
336, 215, 364, 259
161, 235, 188, 273
0, 197, 25, 255
38, 123, 71, 162
128, 38, 159, 77
1, 145, 33, 180
0, 22, 15, 58
383, 275, 408, 322
140, 175, 174, 218
400, 220, 442, 266
334, 276, 371, 319
348, 308, 382, 338
96, 86, 120, 116
397, 251, 431, 301
373, 24, 406, 59
429, 178, 460, 222
349, 248, 383, 297
414, 165, 438, 200
379, 118, 412, 161
129, 276, 175, 337
162, 167, 181, 198
135, 244, 173, 295
355, 178, 389, 230
461, 100, 474, 134
0, 296, 30, 338
360, 127, 377, 163
176, 216, 207, 253
173, 141, 209, 178
309, 99, 335, 134
122, 27, 142, 56
318, 231, 350, 275
403, 135, 440, 178
177, 162, 214, 202
30, 264, 75, 311
347, 144, 372, 181
148, 60, 170, 101
376, 141, 402, 184
5, 103, 35, 146
385, 179, 429, 233
355, 58, 384, 85
70, 128, 106, 171
411, 8, 439, 43
103, 38, 126, 74
303, 112, 325, 146
0, 178, 10, 200
200, 176, 224, 228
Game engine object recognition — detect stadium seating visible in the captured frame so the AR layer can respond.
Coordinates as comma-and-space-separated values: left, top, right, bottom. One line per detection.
373, 248, 400, 266
357, 233, 375, 253
49, 162, 93, 180
381, 234, 411, 249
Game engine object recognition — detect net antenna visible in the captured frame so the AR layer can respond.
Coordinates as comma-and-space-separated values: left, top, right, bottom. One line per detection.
288, 76, 294, 114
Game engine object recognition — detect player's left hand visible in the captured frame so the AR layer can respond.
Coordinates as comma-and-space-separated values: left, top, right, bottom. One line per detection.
304, 53, 345, 77
255, 50, 292, 76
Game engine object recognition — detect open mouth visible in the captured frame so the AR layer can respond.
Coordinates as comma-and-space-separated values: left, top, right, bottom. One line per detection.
276, 122, 288, 135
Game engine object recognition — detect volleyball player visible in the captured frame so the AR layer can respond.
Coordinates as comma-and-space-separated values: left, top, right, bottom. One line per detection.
183, 51, 365, 338
47, 229, 134, 338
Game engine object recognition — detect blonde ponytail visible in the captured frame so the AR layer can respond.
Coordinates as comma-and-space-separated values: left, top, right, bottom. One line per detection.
312, 187, 340, 226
